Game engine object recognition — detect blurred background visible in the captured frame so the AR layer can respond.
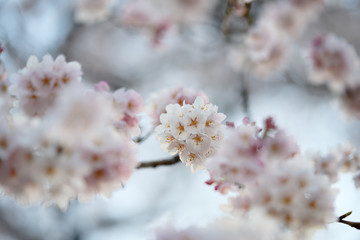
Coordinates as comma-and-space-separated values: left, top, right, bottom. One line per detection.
1, 0, 360, 239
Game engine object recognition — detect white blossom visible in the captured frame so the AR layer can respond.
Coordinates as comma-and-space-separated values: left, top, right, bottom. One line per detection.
155, 97, 225, 172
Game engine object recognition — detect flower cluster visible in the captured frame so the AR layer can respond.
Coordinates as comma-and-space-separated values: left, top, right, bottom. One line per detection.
206, 118, 298, 192
94, 81, 144, 136
0, 55, 142, 208
250, 160, 335, 230
311, 143, 360, 185
10, 55, 82, 117
120, 0, 216, 46
233, 0, 324, 75
307, 34, 359, 93
206, 118, 335, 232
147, 86, 208, 126
155, 97, 225, 172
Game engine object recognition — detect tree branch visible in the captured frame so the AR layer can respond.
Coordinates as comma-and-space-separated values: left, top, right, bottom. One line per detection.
337, 211, 360, 230
136, 155, 181, 169
133, 130, 153, 143
221, 1, 253, 38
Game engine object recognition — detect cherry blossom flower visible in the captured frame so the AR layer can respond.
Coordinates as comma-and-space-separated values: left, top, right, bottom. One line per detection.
241, 21, 291, 75
206, 118, 298, 191
155, 96, 225, 172
307, 34, 359, 93
252, 159, 336, 230
10, 55, 82, 117
147, 86, 208, 126
93, 81, 144, 136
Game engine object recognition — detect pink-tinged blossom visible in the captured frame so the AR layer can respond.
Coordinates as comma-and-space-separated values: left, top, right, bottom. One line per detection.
94, 80, 110, 92
261, 130, 298, 161
243, 21, 290, 75
260, 1, 306, 37
155, 96, 225, 172
206, 124, 264, 188
311, 152, 340, 183
307, 34, 359, 93
0, 82, 138, 207
308, 143, 360, 184
147, 86, 209, 126
93, 81, 144, 136
120, 0, 174, 46
10, 55, 82, 117
75, 0, 115, 24
251, 160, 336, 230
206, 118, 298, 191
76, 129, 138, 201
42, 82, 117, 147
338, 143, 360, 173
112, 88, 144, 136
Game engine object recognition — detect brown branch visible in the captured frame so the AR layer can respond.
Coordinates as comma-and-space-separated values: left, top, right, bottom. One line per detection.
243, 3, 253, 28
133, 130, 153, 143
221, 1, 253, 38
337, 211, 360, 230
221, 0, 237, 38
136, 155, 181, 169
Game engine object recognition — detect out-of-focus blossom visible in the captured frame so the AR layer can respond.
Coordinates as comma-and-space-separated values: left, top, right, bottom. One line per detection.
206, 118, 298, 191
206, 123, 263, 189
241, 22, 290, 75
120, 0, 174, 46
311, 152, 340, 183
112, 88, 144, 136
155, 97, 225, 172
307, 34, 359, 93
147, 86, 208, 126
75, 0, 116, 24
289, 0, 324, 12
41, 82, 117, 147
310, 143, 360, 186
260, 2, 305, 37
120, 0, 216, 45
93, 81, 144, 136
0, 77, 140, 207
10, 55, 82, 117
251, 159, 336, 230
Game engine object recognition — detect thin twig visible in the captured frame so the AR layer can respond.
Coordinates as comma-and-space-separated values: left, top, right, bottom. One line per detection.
137, 155, 181, 169
240, 73, 251, 119
243, 3, 253, 29
133, 130, 153, 143
221, 0, 236, 38
337, 211, 360, 230
221, 1, 253, 38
